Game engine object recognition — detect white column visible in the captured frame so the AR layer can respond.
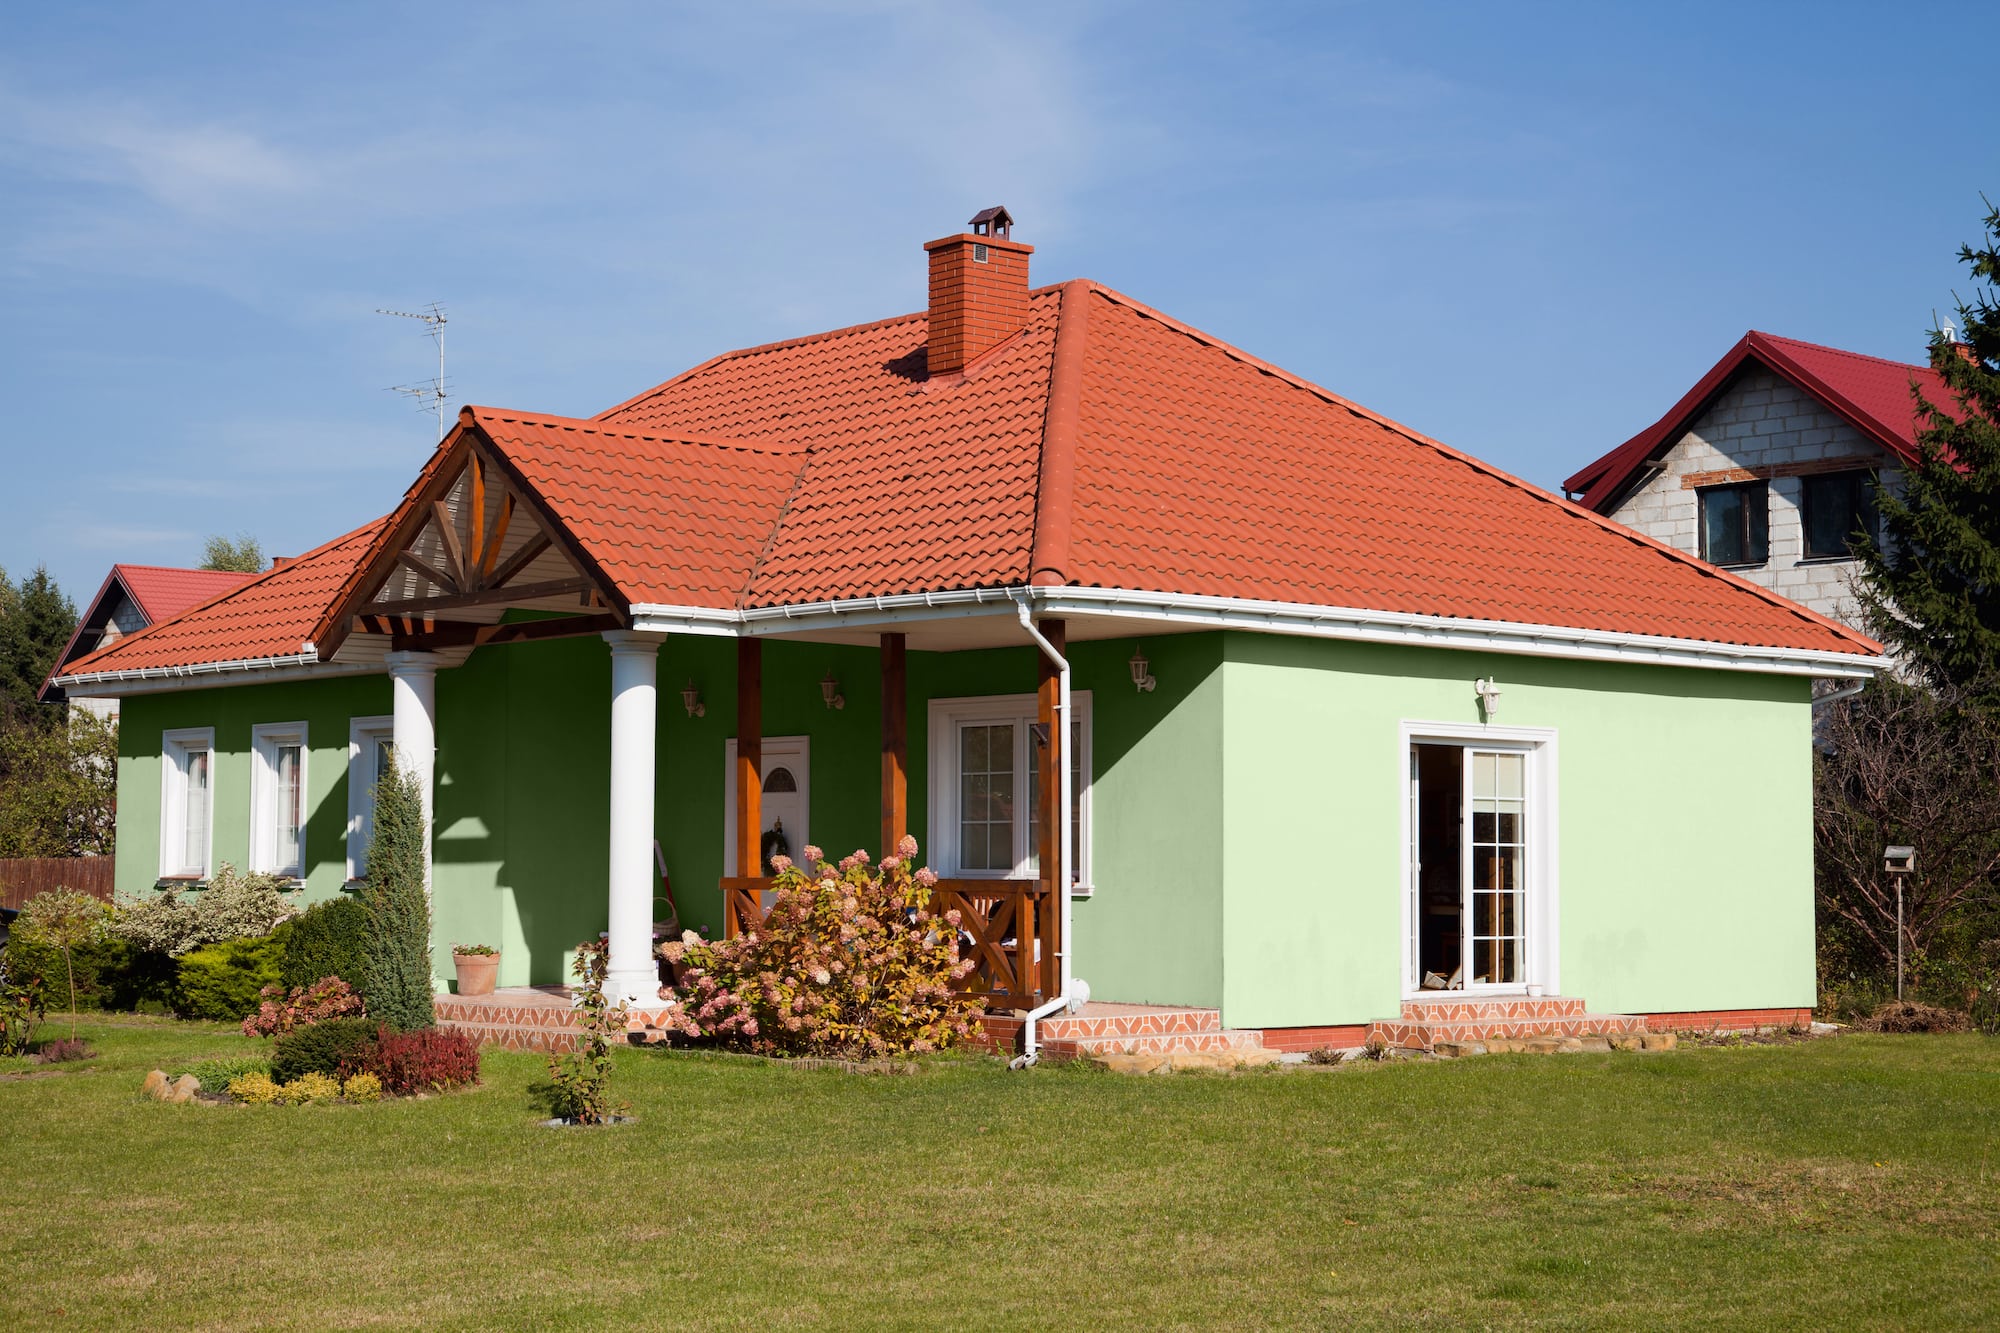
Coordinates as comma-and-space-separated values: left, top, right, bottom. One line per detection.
385, 651, 440, 895
604, 630, 663, 1009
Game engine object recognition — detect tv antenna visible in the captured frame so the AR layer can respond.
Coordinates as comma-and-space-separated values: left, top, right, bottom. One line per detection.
377, 303, 450, 441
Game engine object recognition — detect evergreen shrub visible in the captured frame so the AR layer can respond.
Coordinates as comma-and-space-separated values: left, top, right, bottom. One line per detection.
269, 1015, 380, 1083
282, 897, 370, 992
174, 926, 291, 1022
362, 757, 434, 1032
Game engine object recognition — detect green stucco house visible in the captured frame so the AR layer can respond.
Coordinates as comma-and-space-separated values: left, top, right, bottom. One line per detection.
55, 212, 1881, 1054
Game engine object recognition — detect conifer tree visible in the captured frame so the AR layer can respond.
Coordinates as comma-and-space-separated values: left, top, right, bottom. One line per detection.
0, 567, 78, 724
361, 755, 436, 1031
1857, 198, 2000, 694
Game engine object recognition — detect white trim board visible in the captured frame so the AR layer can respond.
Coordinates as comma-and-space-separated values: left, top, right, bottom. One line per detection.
1398, 720, 1560, 1000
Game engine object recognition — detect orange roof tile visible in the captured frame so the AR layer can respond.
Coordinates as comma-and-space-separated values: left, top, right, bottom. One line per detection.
60, 521, 386, 676
115, 566, 257, 622
61, 274, 1881, 680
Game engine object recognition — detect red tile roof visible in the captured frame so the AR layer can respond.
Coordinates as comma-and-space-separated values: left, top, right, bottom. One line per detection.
60, 283, 1882, 681
1565, 331, 1954, 512
115, 565, 257, 622
60, 522, 386, 677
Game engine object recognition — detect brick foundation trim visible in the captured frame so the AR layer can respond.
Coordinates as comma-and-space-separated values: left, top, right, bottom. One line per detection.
1257, 1025, 1372, 1053
1641, 1007, 1813, 1032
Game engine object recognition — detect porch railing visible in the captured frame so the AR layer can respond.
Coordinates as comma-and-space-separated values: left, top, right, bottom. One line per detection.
719, 876, 1054, 1011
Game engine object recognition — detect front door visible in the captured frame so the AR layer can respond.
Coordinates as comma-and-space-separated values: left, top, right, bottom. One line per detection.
724, 736, 810, 877
1410, 742, 1531, 992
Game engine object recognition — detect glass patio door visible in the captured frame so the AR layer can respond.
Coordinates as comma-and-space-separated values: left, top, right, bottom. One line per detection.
1463, 748, 1527, 988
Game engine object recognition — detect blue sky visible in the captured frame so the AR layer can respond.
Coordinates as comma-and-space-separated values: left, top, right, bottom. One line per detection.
2, 2, 1992, 601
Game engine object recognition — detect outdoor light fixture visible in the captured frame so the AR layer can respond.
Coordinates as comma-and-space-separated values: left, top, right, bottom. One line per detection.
680, 680, 705, 719
1884, 844, 1916, 1001
820, 670, 845, 711
1128, 646, 1156, 693
1475, 677, 1502, 720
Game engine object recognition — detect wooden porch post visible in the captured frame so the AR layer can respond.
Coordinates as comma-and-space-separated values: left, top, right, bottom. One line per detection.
880, 632, 907, 857
736, 638, 762, 878
1035, 618, 1065, 1000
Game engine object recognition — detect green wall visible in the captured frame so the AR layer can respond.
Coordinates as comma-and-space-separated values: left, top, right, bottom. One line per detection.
1218, 633, 1815, 1029
109, 624, 1817, 1019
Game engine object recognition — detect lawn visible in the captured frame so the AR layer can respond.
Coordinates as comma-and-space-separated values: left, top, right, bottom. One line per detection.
3, 1020, 1996, 1330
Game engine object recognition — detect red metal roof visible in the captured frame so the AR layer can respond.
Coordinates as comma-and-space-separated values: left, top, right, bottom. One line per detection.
116, 565, 257, 622
1565, 331, 1954, 512
61, 286, 1882, 681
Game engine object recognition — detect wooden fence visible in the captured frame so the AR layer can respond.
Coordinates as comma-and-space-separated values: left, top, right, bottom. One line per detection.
0, 857, 116, 912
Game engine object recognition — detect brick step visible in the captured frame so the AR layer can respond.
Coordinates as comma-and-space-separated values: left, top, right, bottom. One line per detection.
1400, 995, 1588, 1022
1037, 1006, 1227, 1042
438, 1019, 583, 1053
1371, 1011, 1647, 1051
1054, 1029, 1269, 1057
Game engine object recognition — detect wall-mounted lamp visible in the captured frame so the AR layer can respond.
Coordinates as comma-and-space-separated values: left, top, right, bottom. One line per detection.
1129, 645, 1157, 693
1474, 677, 1501, 721
681, 680, 705, 719
820, 670, 845, 711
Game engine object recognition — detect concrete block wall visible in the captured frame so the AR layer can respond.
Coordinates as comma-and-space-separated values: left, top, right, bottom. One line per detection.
1609, 367, 1896, 630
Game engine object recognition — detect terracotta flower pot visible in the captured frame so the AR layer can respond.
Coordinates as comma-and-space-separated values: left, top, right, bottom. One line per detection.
453, 951, 499, 997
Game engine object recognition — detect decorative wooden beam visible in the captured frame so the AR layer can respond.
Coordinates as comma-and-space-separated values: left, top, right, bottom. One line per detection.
736, 638, 762, 878
466, 454, 488, 587
430, 499, 469, 590
880, 632, 907, 857
396, 550, 459, 596
389, 612, 622, 652
1035, 618, 1065, 999
478, 492, 515, 581
486, 532, 552, 591
360, 576, 591, 617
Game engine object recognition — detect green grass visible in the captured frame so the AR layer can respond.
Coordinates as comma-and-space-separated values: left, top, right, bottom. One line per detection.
3, 1019, 1997, 1330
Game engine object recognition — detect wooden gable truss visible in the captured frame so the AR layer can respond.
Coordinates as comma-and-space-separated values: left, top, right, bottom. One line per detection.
315, 430, 626, 660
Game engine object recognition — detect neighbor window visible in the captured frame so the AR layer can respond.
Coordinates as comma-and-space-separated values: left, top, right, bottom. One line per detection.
158, 728, 215, 880
251, 722, 308, 880
1697, 480, 1769, 566
346, 716, 394, 880
1800, 469, 1879, 559
928, 692, 1092, 887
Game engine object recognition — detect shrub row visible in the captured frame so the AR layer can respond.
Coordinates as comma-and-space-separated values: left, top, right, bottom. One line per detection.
269, 1020, 480, 1096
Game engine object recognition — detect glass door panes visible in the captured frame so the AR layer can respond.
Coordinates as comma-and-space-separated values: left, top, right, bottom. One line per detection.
958, 723, 1015, 872
1466, 750, 1526, 986
275, 743, 304, 878
183, 748, 210, 875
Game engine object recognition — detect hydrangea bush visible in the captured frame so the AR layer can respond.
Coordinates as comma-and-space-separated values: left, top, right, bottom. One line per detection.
660, 837, 980, 1057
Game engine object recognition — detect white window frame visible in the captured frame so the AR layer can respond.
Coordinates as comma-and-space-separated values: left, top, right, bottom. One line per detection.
346, 716, 395, 882
158, 727, 216, 881
927, 691, 1093, 890
250, 721, 309, 881
1398, 720, 1559, 1000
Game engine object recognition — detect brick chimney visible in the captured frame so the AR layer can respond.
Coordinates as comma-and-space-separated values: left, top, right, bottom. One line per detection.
925, 206, 1034, 377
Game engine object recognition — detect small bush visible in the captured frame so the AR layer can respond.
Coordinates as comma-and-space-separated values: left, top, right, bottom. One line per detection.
270, 1016, 380, 1083
342, 1071, 383, 1102
174, 1056, 268, 1095
33, 1037, 95, 1063
660, 837, 980, 1058
370, 1026, 480, 1095
282, 1071, 343, 1103
174, 927, 291, 1022
242, 976, 365, 1037
114, 864, 302, 957
546, 939, 626, 1124
283, 897, 370, 992
0, 967, 45, 1055
227, 1071, 284, 1104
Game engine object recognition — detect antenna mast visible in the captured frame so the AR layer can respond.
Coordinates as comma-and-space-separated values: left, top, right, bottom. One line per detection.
377, 303, 450, 441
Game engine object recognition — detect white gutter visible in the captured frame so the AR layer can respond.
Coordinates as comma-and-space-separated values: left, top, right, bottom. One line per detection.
52, 646, 386, 698
630, 586, 1882, 679
1008, 597, 1084, 1069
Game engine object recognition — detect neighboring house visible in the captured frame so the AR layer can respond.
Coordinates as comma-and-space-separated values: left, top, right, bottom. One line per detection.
40, 565, 256, 718
51, 212, 1882, 1053
1563, 332, 1957, 633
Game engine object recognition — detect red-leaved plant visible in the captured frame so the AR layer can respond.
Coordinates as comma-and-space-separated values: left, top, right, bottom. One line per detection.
241, 976, 366, 1037
659, 837, 980, 1057
368, 1026, 481, 1095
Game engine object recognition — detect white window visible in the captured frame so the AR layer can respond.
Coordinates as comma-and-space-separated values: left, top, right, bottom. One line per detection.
927, 692, 1092, 888
346, 716, 395, 881
251, 722, 308, 880
158, 727, 215, 880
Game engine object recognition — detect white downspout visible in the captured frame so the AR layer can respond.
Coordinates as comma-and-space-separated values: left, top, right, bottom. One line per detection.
1812, 679, 1866, 709
1009, 596, 1084, 1068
